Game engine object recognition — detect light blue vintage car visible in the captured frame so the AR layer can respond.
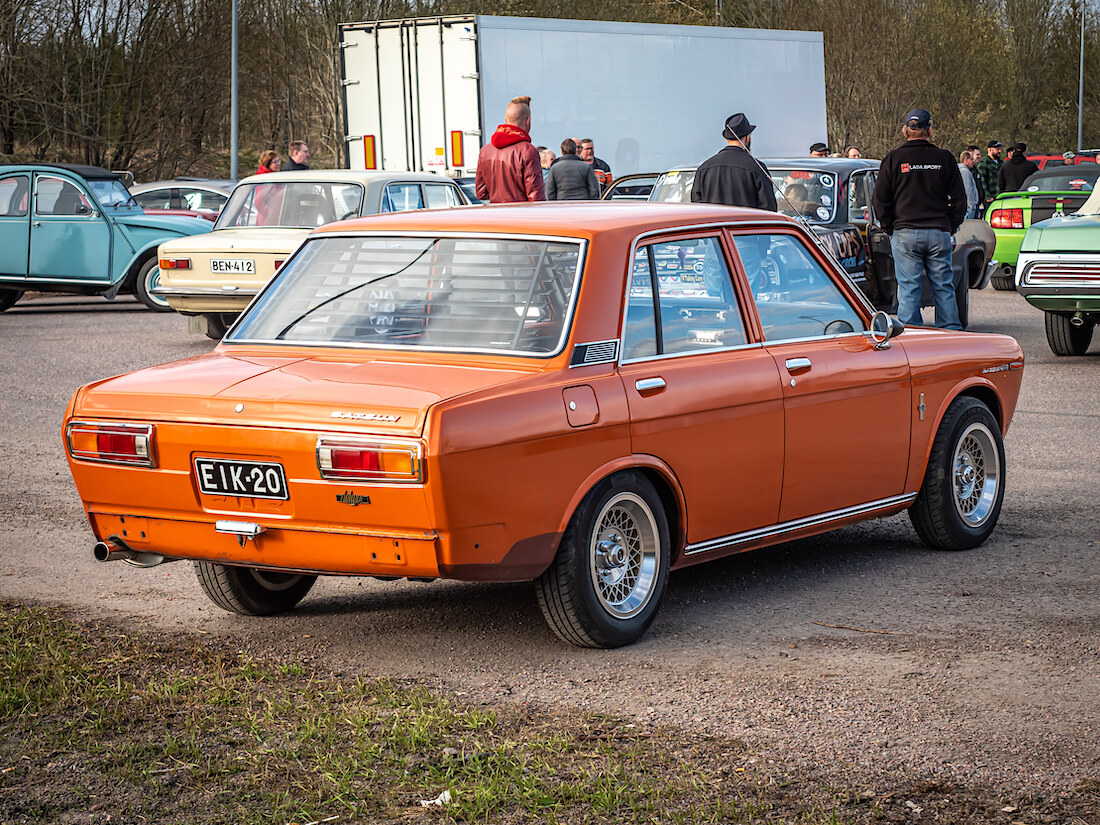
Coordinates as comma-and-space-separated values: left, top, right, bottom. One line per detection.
0, 163, 211, 311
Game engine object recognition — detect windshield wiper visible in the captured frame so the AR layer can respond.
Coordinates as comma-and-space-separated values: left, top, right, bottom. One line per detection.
273, 238, 441, 339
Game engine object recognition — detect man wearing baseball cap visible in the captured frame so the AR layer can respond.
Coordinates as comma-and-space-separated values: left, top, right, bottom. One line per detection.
691, 113, 776, 211
872, 108, 967, 330
809, 142, 830, 157
976, 139, 1003, 209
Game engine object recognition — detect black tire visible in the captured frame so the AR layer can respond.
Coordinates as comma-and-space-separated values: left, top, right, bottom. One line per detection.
0, 288, 23, 312
203, 312, 233, 340
954, 268, 969, 329
134, 257, 172, 311
1044, 311, 1094, 356
536, 471, 670, 648
909, 397, 1005, 550
193, 561, 316, 615
990, 273, 1016, 291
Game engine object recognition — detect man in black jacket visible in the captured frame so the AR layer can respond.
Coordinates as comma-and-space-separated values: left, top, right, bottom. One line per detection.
546, 139, 599, 200
691, 113, 777, 211
872, 108, 966, 330
999, 142, 1039, 193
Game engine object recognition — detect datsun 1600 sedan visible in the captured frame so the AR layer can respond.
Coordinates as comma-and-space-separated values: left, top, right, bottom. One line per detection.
64, 202, 1025, 647
154, 169, 469, 338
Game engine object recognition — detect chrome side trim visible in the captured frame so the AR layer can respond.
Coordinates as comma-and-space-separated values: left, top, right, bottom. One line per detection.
684, 493, 918, 556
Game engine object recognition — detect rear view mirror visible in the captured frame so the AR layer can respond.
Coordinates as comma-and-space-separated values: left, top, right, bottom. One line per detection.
870, 310, 904, 349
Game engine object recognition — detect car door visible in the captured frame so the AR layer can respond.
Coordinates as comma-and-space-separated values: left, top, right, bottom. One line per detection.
854, 171, 897, 310
731, 230, 912, 524
0, 174, 31, 280
29, 174, 113, 284
617, 233, 785, 545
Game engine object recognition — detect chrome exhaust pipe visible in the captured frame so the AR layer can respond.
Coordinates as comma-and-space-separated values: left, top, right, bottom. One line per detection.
93, 538, 166, 568
1070, 312, 1086, 327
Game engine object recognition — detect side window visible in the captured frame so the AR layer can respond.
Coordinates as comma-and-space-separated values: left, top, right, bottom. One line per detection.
622, 236, 746, 360
36, 177, 91, 216
733, 233, 865, 341
180, 188, 228, 212
381, 183, 425, 213
424, 184, 462, 208
849, 172, 871, 221
0, 176, 29, 216
133, 189, 173, 210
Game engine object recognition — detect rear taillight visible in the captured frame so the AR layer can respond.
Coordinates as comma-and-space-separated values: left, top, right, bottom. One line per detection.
316, 437, 423, 483
990, 208, 1024, 229
274, 260, 284, 270
159, 258, 191, 269
67, 422, 155, 467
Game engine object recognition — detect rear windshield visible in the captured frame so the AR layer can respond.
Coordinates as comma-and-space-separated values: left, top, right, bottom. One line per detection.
1023, 170, 1100, 192
228, 234, 584, 356
217, 181, 364, 228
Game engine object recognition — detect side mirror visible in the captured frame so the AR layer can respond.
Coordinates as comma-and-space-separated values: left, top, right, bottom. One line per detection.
870, 310, 905, 349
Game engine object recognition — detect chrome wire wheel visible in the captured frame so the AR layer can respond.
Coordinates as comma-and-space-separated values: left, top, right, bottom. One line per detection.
589, 492, 660, 620
952, 422, 1000, 527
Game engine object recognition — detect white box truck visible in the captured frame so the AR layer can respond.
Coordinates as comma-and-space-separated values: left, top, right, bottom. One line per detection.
338, 15, 827, 178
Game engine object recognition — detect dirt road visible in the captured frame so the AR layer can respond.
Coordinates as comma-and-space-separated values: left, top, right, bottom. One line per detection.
2, 289, 1096, 804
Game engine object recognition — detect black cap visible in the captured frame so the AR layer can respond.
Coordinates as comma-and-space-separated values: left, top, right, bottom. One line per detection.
987, 139, 1002, 148
722, 113, 756, 141
809, 142, 829, 154
1015, 142, 1027, 153
904, 108, 932, 128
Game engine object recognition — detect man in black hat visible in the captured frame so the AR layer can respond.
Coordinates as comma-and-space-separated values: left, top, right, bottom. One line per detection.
809, 142, 830, 157
998, 141, 1039, 193
691, 113, 777, 211
872, 108, 967, 330
976, 139, 1003, 209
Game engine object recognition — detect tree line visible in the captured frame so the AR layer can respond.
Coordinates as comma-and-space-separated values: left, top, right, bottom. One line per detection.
0, 0, 1095, 179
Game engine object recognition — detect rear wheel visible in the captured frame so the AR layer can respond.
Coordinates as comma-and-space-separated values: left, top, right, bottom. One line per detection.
536, 471, 670, 648
193, 561, 316, 615
1044, 311, 1094, 356
134, 257, 172, 311
990, 273, 1016, 291
202, 312, 234, 340
0, 288, 22, 312
909, 397, 1005, 550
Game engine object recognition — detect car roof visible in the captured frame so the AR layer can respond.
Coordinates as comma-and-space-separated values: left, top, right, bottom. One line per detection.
659, 158, 879, 174
236, 169, 463, 186
314, 201, 796, 240
131, 179, 236, 193
0, 162, 124, 181
1023, 166, 1100, 182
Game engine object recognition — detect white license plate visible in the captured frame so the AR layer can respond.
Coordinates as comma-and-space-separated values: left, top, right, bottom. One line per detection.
210, 258, 255, 274
194, 458, 288, 500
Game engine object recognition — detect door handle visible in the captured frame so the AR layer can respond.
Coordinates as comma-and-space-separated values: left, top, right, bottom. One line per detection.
32, 221, 41, 227
785, 357, 812, 374
634, 377, 666, 393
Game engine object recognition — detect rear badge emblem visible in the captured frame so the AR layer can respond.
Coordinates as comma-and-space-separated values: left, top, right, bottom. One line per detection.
331, 411, 400, 423
336, 491, 371, 506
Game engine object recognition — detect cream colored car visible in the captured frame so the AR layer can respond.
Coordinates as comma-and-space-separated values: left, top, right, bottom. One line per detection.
154, 170, 469, 337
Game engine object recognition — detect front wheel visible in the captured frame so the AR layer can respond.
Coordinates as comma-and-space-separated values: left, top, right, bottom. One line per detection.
194, 561, 316, 615
536, 471, 670, 648
909, 397, 1005, 550
134, 257, 172, 311
1044, 311, 1094, 356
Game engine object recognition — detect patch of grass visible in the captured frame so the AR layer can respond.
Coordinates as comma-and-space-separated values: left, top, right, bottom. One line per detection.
0, 603, 1094, 824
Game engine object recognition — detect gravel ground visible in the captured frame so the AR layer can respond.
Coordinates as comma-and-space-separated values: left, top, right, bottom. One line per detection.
0, 289, 1096, 812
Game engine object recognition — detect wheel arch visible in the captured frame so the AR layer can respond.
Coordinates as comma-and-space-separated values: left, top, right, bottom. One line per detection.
556, 456, 687, 562
908, 378, 1005, 492
120, 245, 159, 292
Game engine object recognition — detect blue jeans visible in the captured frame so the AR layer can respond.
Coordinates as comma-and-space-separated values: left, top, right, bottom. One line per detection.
889, 228, 961, 330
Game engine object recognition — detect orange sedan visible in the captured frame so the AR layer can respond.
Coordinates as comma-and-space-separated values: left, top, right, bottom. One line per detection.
64, 203, 1025, 647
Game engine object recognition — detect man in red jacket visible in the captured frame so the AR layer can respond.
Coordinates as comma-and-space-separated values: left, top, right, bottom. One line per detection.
475, 96, 547, 203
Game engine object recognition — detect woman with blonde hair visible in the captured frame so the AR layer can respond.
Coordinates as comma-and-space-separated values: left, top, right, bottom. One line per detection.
256, 150, 281, 174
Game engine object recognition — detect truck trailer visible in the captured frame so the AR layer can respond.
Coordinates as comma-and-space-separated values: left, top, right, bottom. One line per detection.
339, 15, 828, 178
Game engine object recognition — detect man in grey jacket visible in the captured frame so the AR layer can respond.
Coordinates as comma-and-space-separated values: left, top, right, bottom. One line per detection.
546, 139, 599, 200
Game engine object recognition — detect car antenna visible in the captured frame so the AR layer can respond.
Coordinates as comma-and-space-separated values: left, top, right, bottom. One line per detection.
739, 150, 852, 278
